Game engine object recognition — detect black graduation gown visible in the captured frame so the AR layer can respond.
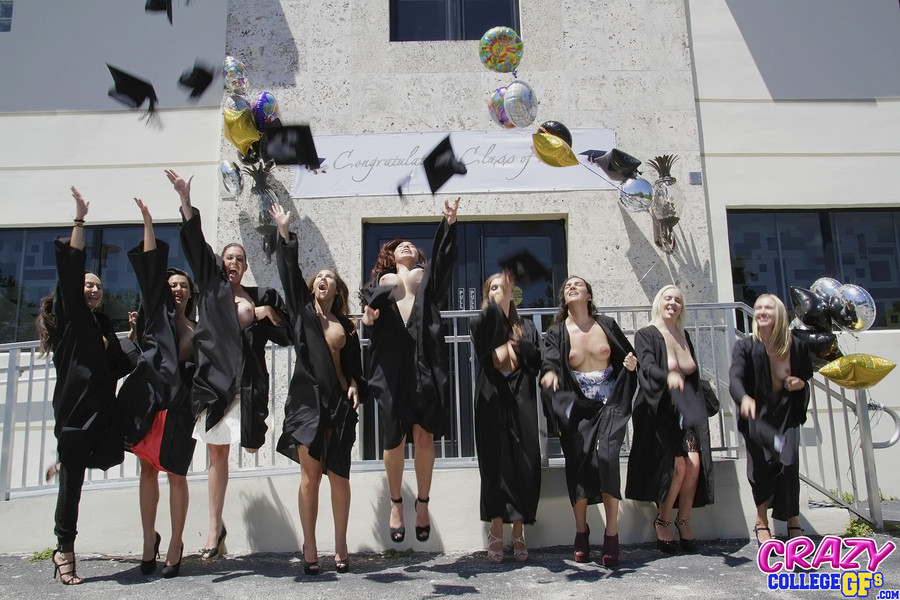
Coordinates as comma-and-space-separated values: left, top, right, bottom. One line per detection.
117, 240, 197, 475
274, 233, 366, 478
363, 217, 457, 449
625, 326, 714, 507
180, 208, 290, 449
50, 240, 135, 470
729, 335, 813, 519
470, 301, 542, 524
541, 315, 638, 505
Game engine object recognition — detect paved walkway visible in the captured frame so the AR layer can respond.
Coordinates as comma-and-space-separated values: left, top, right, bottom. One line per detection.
3, 534, 900, 600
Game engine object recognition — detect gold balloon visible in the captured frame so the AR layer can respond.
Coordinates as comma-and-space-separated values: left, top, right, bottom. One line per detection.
532, 132, 579, 167
223, 107, 261, 155
819, 353, 896, 390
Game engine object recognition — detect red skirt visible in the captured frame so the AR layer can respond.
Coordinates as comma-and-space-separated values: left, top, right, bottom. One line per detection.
132, 410, 166, 472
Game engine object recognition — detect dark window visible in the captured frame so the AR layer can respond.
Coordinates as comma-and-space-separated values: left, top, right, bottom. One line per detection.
727, 209, 900, 329
0, 1, 12, 32
390, 0, 519, 42
0, 224, 188, 343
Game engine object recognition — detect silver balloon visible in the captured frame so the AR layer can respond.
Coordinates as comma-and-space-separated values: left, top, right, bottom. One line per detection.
502, 80, 538, 128
831, 284, 877, 332
810, 277, 842, 302
219, 160, 243, 197
619, 177, 652, 213
223, 93, 250, 112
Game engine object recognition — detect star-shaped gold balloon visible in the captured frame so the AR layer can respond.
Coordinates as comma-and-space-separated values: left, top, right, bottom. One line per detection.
819, 353, 896, 390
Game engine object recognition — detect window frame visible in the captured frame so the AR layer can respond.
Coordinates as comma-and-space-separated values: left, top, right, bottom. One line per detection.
389, 0, 520, 42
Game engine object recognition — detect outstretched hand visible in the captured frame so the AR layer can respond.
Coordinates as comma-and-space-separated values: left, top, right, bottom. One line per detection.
71, 186, 89, 219
443, 197, 460, 225
269, 202, 291, 241
134, 197, 152, 223
164, 169, 193, 201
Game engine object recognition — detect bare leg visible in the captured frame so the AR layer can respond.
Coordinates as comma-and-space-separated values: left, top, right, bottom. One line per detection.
675, 452, 701, 540
786, 515, 804, 539
511, 519, 527, 561
601, 493, 619, 536
298, 445, 323, 564
329, 471, 351, 561
656, 457, 684, 543
166, 473, 189, 564
412, 425, 435, 532
383, 435, 407, 534
487, 516, 504, 562
138, 459, 160, 561
755, 499, 773, 543
204, 444, 229, 550
573, 498, 589, 533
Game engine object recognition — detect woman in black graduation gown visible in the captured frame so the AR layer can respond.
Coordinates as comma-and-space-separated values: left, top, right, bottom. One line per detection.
360, 198, 459, 545
118, 198, 197, 577
37, 187, 136, 584
165, 170, 290, 559
729, 293, 812, 545
625, 284, 714, 554
470, 270, 541, 563
271, 203, 365, 575
540, 276, 637, 567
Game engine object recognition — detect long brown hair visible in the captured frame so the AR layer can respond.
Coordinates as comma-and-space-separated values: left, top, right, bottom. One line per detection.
166, 267, 197, 319
36, 292, 57, 356
552, 276, 597, 325
482, 273, 524, 339
308, 268, 356, 332
367, 239, 427, 284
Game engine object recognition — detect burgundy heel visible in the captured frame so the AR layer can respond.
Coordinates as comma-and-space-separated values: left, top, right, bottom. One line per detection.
601, 533, 619, 567
573, 525, 590, 563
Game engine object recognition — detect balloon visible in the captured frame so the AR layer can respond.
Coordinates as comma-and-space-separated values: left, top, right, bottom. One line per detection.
223, 93, 250, 112
829, 284, 877, 332
790, 325, 842, 369
532, 132, 578, 167
219, 161, 243, 196
478, 26, 524, 73
252, 91, 280, 133
539, 121, 572, 147
502, 80, 538, 128
810, 277, 842, 302
223, 55, 250, 95
619, 177, 653, 213
819, 354, 896, 390
789, 286, 831, 332
239, 141, 261, 164
223, 107, 261, 156
487, 87, 515, 129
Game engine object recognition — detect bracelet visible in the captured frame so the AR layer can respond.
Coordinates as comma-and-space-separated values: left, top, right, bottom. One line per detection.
73, 218, 85, 223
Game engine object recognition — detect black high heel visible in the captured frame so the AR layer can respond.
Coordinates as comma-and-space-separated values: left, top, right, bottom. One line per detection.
161, 545, 183, 579
389, 497, 405, 543
200, 525, 227, 560
674, 516, 697, 553
788, 526, 805, 539
302, 546, 320, 575
52, 548, 84, 585
415, 496, 431, 542
140, 531, 161, 574
335, 555, 350, 573
655, 516, 678, 554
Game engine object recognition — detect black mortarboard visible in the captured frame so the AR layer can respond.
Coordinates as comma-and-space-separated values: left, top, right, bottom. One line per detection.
422, 135, 467, 195
580, 148, 642, 180
107, 64, 157, 118
145, 0, 173, 24
261, 124, 323, 168
497, 248, 550, 286
178, 61, 215, 99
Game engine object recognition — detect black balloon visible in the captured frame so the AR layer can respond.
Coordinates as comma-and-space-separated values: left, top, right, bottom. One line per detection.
539, 121, 573, 147
790, 286, 832, 332
790, 328, 843, 369
827, 295, 857, 330
239, 141, 261, 164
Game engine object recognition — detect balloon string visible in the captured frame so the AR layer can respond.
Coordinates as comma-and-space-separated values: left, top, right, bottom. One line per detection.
578, 163, 626, 194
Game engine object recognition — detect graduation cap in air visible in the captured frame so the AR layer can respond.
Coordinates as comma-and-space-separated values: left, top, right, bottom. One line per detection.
580, 148, 642, 181
178, 61, 216, 100
260, 124, 323, 169
145, 0, 173, 24
107, 64, 158, 120
422, 135, 467, 194
497, 248, 550, 286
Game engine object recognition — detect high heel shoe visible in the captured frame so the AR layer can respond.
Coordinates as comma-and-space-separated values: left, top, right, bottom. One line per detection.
302, 546, 320, 576
334, 555, 350, 574
389, 496, 405, 543
787, 526, 805, 539
601, 533, 619, 567
654, 515, 678, 554
573, 525, 590, 563
52, 548, 84, 585
415, 496, 431, 542
140, 532, 161, 574
674, 516, 697, 553
486, 532, 504, 563
512, 532, 528, 563
753, 524, 772, 548
161, 545, 183, 579
200, 525, 227, 560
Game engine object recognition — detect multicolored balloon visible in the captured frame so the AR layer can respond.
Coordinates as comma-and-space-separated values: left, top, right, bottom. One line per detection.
502, 80, 538, 128
223, 107, 261, 156
252, 91, 280, 133
819, 353, 896, 390
479, 26, 524, 73
487, 87, 515, 129
223, 55, 250, 95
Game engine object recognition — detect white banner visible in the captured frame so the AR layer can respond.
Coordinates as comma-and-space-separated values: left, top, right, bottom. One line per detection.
289, 128, 619, 198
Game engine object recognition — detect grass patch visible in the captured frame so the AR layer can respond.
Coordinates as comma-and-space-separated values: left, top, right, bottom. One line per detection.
30, 547, 54, 562
829, 489, 855, 504
845, 518, 874, 538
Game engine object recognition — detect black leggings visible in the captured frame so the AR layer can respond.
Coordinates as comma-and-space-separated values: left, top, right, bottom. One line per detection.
54, 462, 86, 551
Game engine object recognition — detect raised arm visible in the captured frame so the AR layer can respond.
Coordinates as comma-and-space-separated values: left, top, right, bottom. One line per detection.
134, 198, 157, 251
165, 169, 194, 221
69, 187, 88, 250
272, 204, 312, 316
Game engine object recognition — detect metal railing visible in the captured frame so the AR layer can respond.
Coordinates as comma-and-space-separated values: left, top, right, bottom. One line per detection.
2, 303, 897, 530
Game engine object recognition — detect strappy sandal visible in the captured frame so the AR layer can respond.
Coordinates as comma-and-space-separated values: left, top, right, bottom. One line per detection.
753, 524, 772, 548
389, 497, 405, 543
787, 526, 805, 539
655, 515, 677, 554
512, 532, 528, 562
487, 531, 504, 563
674, 516, 697, 553
415, 496, 431, 542
52, 548, 84, 585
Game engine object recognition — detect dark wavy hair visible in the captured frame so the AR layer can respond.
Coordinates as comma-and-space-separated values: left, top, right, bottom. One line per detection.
552, 275, 597, 325
482, 273, 524, 339
36, 292, 57, 357
166, 267, 197, 319
307, 268, 352, 322
367, 239, 427, 284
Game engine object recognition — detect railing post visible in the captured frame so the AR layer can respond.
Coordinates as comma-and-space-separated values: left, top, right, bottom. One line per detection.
855, 388, 884, 531
1, 349, 20, 501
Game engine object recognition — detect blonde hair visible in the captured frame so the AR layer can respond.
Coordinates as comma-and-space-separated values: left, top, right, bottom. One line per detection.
649, 284, 687, 332
751, 293, 791, 358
